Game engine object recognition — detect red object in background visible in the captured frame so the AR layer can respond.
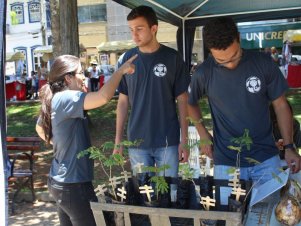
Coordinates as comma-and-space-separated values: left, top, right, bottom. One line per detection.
287, 65, 301, 88
99, 75, 104, 88
15, 81, 26, 101
5, 82, 15, 100
39, 80, 47, 90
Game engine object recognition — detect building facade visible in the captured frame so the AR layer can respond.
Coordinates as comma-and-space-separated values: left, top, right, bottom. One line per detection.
6, 0, 200, 74
6, 0, 51, 76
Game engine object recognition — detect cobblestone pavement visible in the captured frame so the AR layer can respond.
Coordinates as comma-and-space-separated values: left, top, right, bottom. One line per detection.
8, 200, 59, 226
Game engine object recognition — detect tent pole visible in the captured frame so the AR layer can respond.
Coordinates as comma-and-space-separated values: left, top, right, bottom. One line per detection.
0, 0, 8, 225
182, 19, 186, 61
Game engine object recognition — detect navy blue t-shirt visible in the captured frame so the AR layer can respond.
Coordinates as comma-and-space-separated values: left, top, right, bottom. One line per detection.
50, 90, 93, 183
119, 45, 190, 148
188, 50, 288, 167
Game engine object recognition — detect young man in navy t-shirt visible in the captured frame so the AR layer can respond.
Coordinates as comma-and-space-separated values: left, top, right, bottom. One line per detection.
113, 6, 191, 192
188, 17, 301, 185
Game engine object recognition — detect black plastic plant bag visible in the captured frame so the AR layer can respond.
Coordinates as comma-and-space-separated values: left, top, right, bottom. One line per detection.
158, 176, 172, 208
199, 176, 214, 199
176, 178, 198, 209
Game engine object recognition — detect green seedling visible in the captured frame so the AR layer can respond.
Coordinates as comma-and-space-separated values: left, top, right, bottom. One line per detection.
142, 164, 170, 200
77, 140, 142, 199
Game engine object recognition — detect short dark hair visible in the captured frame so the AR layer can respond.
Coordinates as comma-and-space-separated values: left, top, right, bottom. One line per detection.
203, 17, 239, 50
127, 5, 158, 27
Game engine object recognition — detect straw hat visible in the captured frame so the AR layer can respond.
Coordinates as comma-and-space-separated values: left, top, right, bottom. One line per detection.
90, 60, 98, 65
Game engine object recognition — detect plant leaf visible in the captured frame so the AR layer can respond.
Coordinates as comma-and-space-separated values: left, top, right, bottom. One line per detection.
244, 157, 261, 165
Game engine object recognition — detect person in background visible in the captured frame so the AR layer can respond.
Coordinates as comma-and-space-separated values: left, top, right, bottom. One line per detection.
84, 70, 91, 92
25, 71, 33, 99
113, 5, 190, 197
188, 17, 301, 187
35, 54, 137, 226
31, 72, 37, 99
90, 63, 100, 92
271, 46, 279, 64
35, 68, 40, 98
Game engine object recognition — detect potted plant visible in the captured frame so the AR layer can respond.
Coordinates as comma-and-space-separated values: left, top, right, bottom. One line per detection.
78, 140, 141, 226
140, 164, 170, 207
226, 129, 253, 212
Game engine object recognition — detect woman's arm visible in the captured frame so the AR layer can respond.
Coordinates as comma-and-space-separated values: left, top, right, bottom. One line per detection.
83, 54, 137, 110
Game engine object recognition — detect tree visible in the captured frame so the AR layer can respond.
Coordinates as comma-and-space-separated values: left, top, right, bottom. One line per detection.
50, 0, 79, 57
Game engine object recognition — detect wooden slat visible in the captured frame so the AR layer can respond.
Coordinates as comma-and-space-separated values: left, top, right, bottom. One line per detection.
124, 212, 131, 226
6, 136, 41, 142
194, 218, 199, 226
8, 154, 38, 160
7, 145, 39, 151
90, 202, 243, 226
91, 207, 108, 226
149, 215, 170, 226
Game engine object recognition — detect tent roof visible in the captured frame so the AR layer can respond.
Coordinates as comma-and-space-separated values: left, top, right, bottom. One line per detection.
113, 0, 301, 27
34, 45, 53, 54
284, 29, 301, 42
5, 52, 25, 62
97, 40, 135, 52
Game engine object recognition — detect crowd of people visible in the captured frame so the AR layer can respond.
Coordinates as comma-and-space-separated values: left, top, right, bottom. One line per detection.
34, 5, 301, 226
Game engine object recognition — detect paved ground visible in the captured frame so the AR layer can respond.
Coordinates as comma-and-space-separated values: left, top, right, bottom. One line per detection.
8, 193, 59, 226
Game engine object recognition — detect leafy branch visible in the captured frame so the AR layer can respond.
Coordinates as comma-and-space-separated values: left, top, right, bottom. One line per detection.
179, 162, 195, 180
228, 129, 253, 153
77, 140, 142, 199
142, 164, 170, 200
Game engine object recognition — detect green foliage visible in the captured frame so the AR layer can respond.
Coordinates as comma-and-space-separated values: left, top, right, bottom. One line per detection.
186, 116, 203, 126
77, 140, 141, 161
227, 145, 242, 152
77, 139, 142, 199
245, 157, 261, 165
185, 139, 213, 150
228, 129, 253, 152
143, 164, 170, 174
77, 146, 106, 161
142, 164, 170, 199
226, 167, 236, 175
6, 103, 40, 136
149, 176, 169, 194
272, 172, 283, 184
178, 162, 195, 180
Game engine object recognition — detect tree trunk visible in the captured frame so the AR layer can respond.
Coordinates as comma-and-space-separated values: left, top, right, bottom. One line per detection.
50, 0, 79, 57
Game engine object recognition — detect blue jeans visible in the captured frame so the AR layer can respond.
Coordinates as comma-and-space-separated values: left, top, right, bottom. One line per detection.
214, 155, 281, 205
128, 145, 179, 177
214, 155, 281, 183
128, 145, 179, 198
48, 178, 97, 226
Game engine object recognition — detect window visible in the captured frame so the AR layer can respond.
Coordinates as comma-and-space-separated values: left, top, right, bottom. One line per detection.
11, 3, 24, 24
31, 46, 42, 72
28, 1, 41, 23
47, 36, 52, 45
78, 4, 107, 23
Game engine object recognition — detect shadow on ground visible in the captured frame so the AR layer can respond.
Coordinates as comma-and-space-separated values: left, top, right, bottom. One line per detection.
9, 201, 59, 226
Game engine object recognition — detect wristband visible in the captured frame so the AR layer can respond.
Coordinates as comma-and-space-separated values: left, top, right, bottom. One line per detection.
283, 143, 296, 150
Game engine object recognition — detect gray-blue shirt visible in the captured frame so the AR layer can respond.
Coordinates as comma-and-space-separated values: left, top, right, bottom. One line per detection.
188, 50, 288, 167
119, 45, 190, 148
50, 90, 93, 183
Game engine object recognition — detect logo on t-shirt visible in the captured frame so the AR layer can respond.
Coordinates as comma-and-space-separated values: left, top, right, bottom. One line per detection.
153, 63, 167, 77
246, 76, 261, 93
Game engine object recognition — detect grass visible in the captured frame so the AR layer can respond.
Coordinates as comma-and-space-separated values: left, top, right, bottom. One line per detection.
5, 93, 301, 141
6, 103, 40, 136
5, 92, 301, 189
287, 92, 301, 123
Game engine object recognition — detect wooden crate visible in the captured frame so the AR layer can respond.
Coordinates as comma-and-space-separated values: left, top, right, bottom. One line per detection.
90, 202, 243, 226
